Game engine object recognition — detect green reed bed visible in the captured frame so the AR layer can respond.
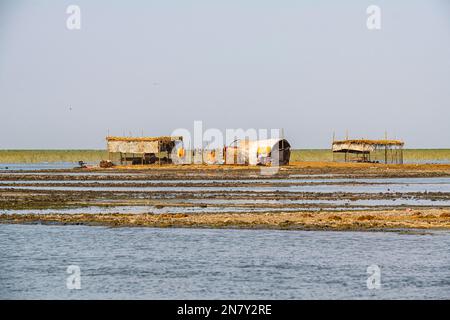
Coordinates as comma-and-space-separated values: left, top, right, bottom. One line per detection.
0, 149, 449, 164
0, 150, 107, 164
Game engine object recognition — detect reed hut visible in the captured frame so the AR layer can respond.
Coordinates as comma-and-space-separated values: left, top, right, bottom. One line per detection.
332, 139, 404, 164
106, 136, 183, 165
225, 138, 291, 165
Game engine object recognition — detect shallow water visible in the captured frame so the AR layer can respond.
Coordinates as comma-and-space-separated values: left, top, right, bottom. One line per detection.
0, 163, 87, 171
186, 198, 450, 207
0, 172, 134, 176
1, 176, 448, 215
1, 177, 449, 185
1, 158, 449, 172
2, 198, 448, 216
1, 183, 448, 193
0, 205, 375, 215
0, 224, 449, 299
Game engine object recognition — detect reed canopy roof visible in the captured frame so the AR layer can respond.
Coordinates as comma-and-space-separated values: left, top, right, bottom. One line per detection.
332, 139, 404, 154
333, 139, 404, 147
106, 136, 183, 154
106, 136, 182, 143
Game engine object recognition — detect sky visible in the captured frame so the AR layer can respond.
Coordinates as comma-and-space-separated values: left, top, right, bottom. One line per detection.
0, 0, 449, 149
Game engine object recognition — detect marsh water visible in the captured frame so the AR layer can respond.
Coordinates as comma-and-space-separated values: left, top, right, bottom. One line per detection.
1, 163, 450, 299
1, 175, 450, 193
0, 174, 449, 215
1, 224, 449, 299
0, 162, 87, 171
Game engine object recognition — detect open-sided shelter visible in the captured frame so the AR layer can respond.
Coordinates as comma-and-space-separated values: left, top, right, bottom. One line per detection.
332, 139, 404, 164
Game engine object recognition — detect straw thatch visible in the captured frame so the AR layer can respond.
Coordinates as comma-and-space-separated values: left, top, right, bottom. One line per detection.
106, 136, 182, 154
106, 136, 182, 143
333, 139, 404, 147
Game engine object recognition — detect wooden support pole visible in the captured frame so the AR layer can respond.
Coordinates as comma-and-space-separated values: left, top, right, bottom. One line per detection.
384, 146, 388, 164
400, 147, 404, 165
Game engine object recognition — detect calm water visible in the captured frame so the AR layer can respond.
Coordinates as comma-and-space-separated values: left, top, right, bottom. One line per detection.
0, 163, 83, 171
1, 177, 450, 184
1, 224, 449, 299
1, 183, 448, 193
1, 158, 449, 171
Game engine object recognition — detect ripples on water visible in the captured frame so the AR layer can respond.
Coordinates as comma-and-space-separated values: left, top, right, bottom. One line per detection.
0, 224, 449, 299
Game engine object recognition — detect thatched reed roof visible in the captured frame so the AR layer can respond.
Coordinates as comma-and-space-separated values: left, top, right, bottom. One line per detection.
333, 139, 404, 147
106, 136, 182, 143
106, 136, 183, 154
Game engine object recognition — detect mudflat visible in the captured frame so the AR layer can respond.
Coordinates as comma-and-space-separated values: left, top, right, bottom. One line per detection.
1, 162, 449, 231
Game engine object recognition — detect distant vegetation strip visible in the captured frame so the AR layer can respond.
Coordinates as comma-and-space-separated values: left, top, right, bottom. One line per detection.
0, 150, 108, 164
0, 149, 449, 164
291, 149, 450, 163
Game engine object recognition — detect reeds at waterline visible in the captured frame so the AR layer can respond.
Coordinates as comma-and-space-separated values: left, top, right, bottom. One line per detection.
0, 149, 449, 164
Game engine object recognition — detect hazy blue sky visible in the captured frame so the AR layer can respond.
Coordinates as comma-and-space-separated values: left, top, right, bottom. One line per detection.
0, 0, 449, 149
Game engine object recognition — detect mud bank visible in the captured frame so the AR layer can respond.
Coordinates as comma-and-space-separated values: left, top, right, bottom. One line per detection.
2, 209, 450, 231
1, 163, 449, 231
2, 161, 450, 178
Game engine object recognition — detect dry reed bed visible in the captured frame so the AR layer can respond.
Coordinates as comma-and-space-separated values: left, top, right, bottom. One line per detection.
2, 209, 450, 231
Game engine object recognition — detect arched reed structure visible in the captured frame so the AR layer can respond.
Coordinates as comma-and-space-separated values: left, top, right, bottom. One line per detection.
226, 138, 291, 165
